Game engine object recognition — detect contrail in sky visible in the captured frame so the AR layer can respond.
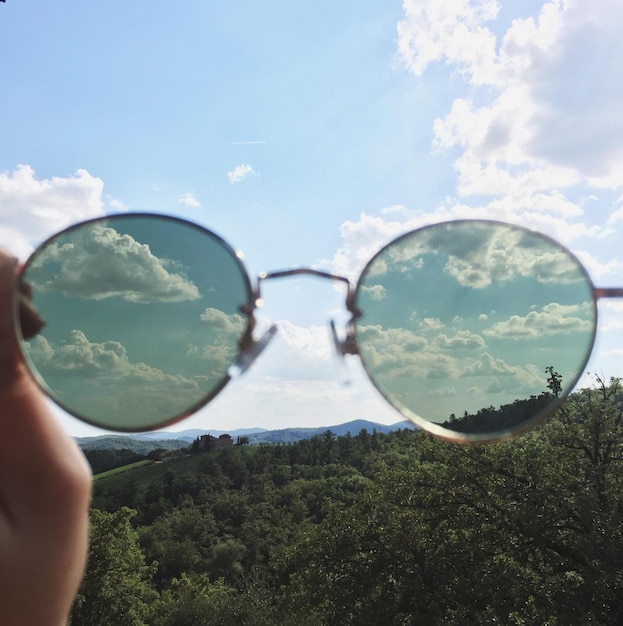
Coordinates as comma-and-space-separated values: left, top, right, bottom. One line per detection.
229, 141, 268, 145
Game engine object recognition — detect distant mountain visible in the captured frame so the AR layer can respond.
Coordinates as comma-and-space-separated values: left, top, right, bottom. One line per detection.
76, 420, 414, 451
247, 419, 414, 444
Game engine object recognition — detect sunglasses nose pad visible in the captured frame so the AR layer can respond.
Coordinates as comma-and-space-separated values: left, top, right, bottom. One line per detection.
228, 323, 278, 378
330, 320, 357, 386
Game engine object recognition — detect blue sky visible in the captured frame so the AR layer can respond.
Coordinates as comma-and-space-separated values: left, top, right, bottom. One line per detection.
2, 0, 623, 437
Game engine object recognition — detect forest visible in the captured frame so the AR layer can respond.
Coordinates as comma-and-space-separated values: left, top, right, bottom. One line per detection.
71, 375, 623, 625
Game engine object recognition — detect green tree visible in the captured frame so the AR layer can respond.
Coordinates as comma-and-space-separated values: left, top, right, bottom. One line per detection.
151, 573, 317, 626
71, 507, 156, 626
283, 377, 623, 624
205, 538, 246, 583
151, 575, 240, 626
545, 365, 563, 397
140, 502, 219, 587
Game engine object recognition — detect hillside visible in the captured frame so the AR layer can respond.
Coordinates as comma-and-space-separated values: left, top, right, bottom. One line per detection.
77, 435, 190, 454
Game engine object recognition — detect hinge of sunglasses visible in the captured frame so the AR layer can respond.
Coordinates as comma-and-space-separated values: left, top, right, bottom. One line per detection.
228, 323, 278, 379
330, 320, 358, 386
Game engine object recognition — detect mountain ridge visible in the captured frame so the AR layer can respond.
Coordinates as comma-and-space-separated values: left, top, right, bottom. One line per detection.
77, 419, 415, 451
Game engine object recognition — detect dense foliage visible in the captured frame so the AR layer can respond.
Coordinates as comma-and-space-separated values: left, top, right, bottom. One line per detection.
84, 448, 146, 475
72, 376, 623, 625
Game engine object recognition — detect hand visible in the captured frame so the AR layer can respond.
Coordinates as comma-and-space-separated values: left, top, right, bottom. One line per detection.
0, 250, 92, 625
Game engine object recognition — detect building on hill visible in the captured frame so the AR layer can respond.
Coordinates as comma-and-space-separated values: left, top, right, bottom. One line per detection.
191, 433, 233, 453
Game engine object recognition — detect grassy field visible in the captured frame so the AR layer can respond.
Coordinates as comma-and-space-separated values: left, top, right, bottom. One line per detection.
93, 459, 154, 482
92, 452, 204, 491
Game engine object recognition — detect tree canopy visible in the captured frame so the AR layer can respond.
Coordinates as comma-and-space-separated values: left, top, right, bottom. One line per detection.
72, 376, 623, 625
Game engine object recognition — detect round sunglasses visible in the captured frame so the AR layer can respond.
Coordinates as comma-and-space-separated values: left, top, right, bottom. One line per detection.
14, 213, 623, 442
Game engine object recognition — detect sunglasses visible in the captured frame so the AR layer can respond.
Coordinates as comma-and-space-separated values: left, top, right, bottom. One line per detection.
14, 213, 623, 442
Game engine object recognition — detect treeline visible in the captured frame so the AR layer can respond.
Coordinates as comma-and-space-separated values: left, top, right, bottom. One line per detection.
72, 376, 623, 625
84, 446, 185, 475
84, 448, 146, 475
81, 438, 190, 474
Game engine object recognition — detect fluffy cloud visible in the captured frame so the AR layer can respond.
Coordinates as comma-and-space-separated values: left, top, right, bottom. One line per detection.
483, 301, 594, 339
200, 308, 247, 333
29, 222, 201, 302
255, 319, 336, 381
178, 192, 201, 207
346, 220, 589, 295
461, 352, 528, 378
325, 212, 429, 279
358, 284, 386, 301
398, 0, 623, 190
437, 224, 587, 287
227, 163, 256, 184
607, 199, 623, 225
354, 321, 544, 407
397, 0, 499, 81
419, 317, 445, 331
433, 330, 486, 350
27, 330, 207, 391
460, 353, 544, 394
0, 165, 107, 258
357, 324, 455, 379
25, 330, 213, 428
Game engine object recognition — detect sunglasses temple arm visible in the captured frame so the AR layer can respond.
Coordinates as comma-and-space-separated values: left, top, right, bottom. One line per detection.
594, 287, 623, 299
228, 323, 278, 378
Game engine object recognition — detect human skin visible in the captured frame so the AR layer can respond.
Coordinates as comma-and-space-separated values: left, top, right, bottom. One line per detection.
0, 250, 92, 625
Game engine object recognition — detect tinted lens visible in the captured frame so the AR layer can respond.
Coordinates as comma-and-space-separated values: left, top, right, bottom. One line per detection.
354, 221, 597, 442
17, 214, 252, 431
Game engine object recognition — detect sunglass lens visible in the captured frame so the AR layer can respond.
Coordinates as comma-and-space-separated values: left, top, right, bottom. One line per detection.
354, 221, 596, 441
17, 214, 252, 431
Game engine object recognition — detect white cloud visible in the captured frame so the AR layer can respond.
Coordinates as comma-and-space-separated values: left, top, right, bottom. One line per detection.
419, 317, 445, 331
29, 222, 201, 303
259, 320, 335, 381
356, 324, 454, 380
106, 196, 128, 212
200, 308, 246, 333
597, 300, 623, 332
329, 216, 593, 289
0, 165, 107, 258
359, 284, 386, 301
25, 329, 212, 428
574, 249, 623, 283
433, 330, 485, 350
227, 163, 256, 184
398, 0, 623, 198
178, 192, 201, 207
397, 0, 500, 82
323, 212, 428, 279
440, 225, 588, 287
607, 199, 623, 225
27, 330, 209, 392
353, 321, 547, 409
483, 301, 593, 339
461, 352, 524, 377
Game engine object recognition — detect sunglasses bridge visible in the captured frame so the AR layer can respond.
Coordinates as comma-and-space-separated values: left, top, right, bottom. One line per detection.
229, 268, 362, 379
